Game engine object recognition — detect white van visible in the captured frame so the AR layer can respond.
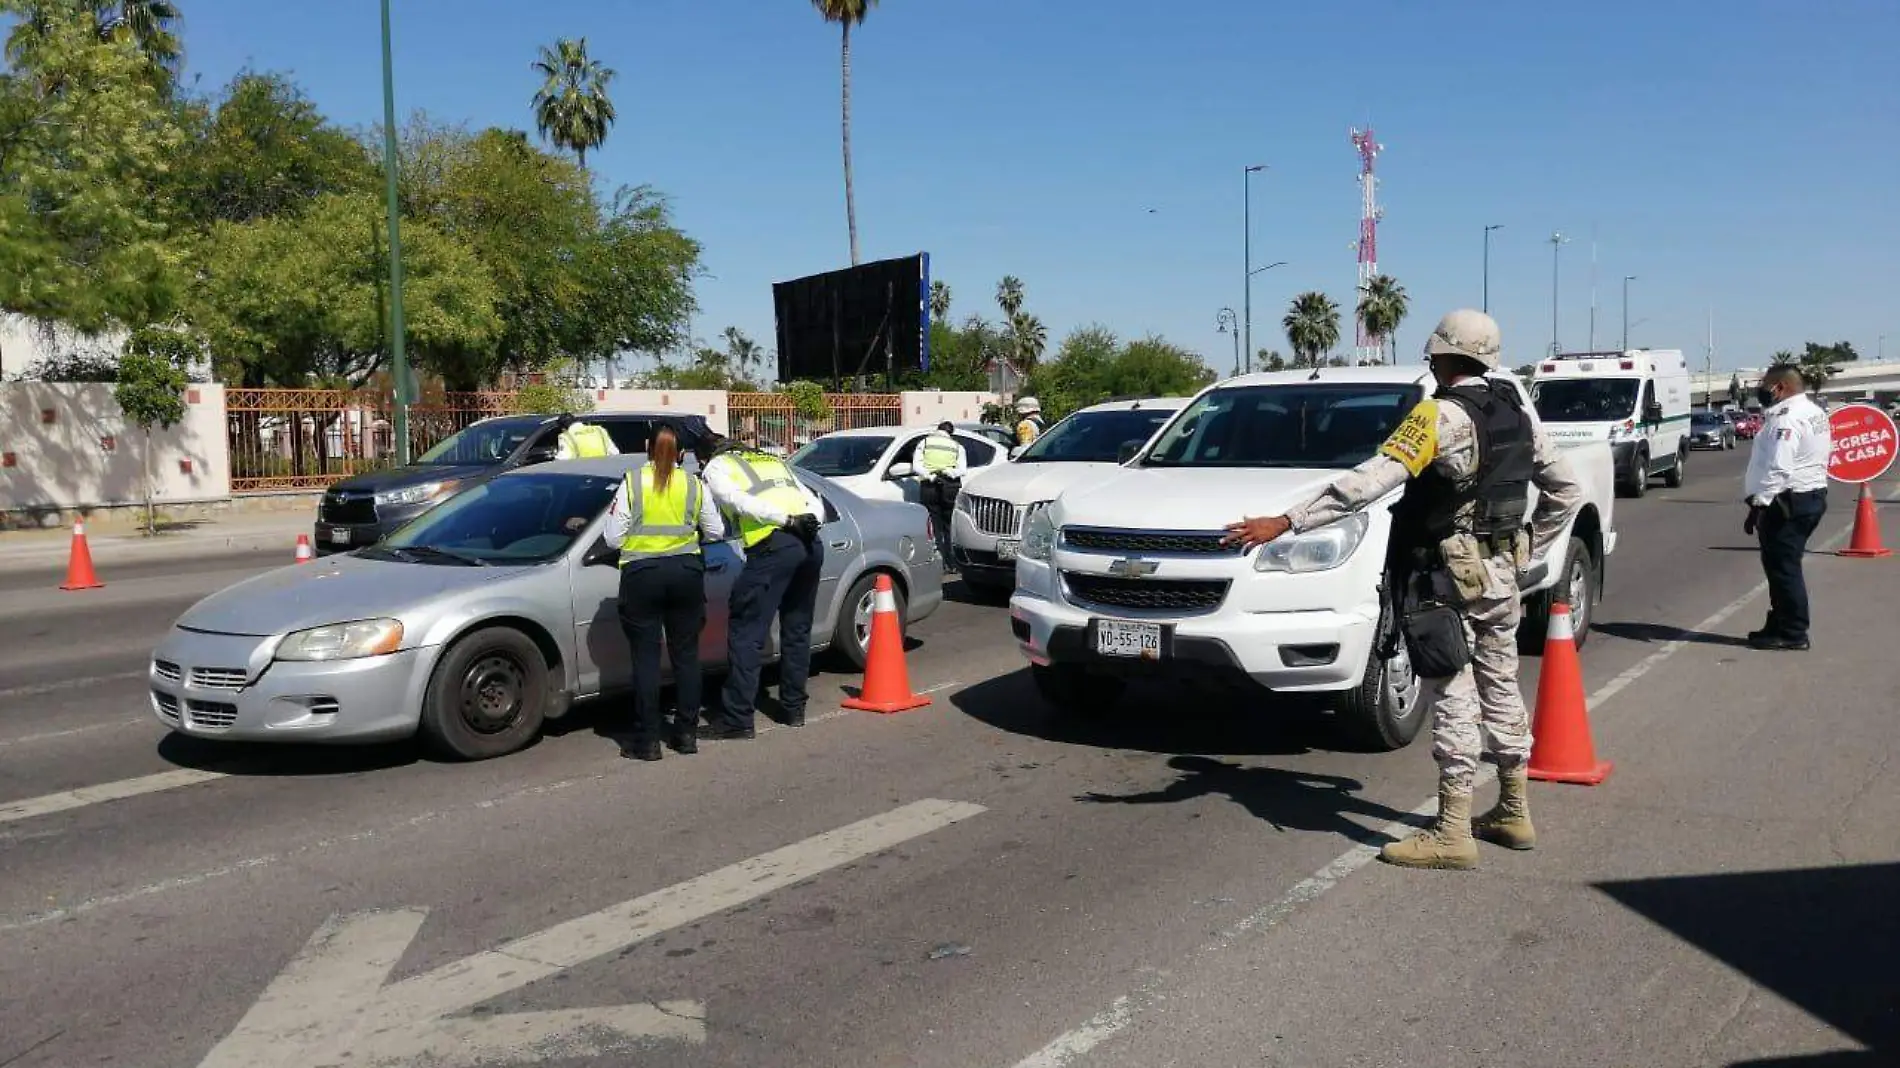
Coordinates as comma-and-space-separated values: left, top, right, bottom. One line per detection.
1529, 349, 1692, 497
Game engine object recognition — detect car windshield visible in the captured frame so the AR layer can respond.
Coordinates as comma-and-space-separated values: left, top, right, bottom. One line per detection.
1691, 413, 1723, 429
1141, 384, 1422, 469
792, 435, 894, 477
1018, 408, 1179, 463
365, 472, 618, 564
413, 419, 544, 465
1531, 379, 1640, 422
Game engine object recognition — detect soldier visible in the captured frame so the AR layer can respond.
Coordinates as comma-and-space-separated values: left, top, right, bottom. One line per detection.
1013, 397, 1045, 448
1222, 309, 1585, 870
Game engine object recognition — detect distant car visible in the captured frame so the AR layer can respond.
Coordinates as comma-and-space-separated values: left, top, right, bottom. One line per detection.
153, 457, 942, 760
315, 412, 714, 555
789, 425, 1011, 504
1734, 412, 1763, 439
1688, 410, 1736, 451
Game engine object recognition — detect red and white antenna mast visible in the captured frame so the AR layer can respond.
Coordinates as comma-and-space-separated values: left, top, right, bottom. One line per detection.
1349, 127, 1384, 363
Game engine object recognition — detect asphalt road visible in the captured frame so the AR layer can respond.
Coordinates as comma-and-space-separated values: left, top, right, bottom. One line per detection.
1, 448, 1892, 1068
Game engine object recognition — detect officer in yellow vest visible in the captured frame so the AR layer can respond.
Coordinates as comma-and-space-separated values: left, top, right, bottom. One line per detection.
600, 426, 722, 760
555, 415, 618, 460
916, 421, 968, 569
695, 432, 826, 738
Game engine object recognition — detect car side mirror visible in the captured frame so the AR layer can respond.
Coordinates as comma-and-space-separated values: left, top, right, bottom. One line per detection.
1117, 440, 1142, 464
1643, 403, 1663, 422
886, 462, 916, 479
581, 537, 618, 567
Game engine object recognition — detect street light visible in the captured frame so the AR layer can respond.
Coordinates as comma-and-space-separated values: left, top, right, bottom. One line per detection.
378, 0, 412, 464
1243, 164, 1267, 375
1217, 308, 1239, 378
1548, 232, 1570, 357
1482, 224, 1503, 313
1621, 275, 1637, 353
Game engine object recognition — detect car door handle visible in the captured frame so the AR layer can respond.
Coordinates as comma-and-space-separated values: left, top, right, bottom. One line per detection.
828, 539, 852, 551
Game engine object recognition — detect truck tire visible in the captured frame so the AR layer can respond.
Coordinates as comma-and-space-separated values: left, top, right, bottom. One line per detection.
1031, 664, 1125, 713
1334, 600, 1425, 752
1662, 445, 1686, 488
419, 626, 549, 761
1619, 448, 1649, 498
1519, 535, 1596, 655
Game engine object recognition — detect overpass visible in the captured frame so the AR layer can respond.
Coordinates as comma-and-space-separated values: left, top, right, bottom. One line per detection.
1689, 360, 1900, 408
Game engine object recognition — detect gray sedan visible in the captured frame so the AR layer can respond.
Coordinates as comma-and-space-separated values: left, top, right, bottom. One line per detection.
149, 457, 943, 759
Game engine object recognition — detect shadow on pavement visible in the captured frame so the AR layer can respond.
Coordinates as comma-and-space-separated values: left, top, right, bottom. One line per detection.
1597, 862, 1898, 1066
158, 732, 418, 775
1593, 621, 1754, 648
1077, 755, 1414, 845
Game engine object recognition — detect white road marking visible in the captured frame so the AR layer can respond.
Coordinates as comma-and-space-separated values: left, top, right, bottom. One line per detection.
0, 768, 226, 826
197, 797, 986, 1068
1007, 512, 1876, 1068
0, 670, 146, 701
0, 717, 144, 748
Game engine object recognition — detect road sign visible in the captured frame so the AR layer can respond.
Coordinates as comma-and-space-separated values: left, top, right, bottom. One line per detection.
1827, 403, 1898, 484
196, 799, 986, 1068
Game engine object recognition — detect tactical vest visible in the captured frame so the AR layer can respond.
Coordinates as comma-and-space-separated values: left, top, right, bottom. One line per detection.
562, 422, 613, 458
619, 466, 702, 565
1016, 416, 1044, 445
918, 433, 960, 474
1388, 381, 1534, 557
710, 450, 810, 549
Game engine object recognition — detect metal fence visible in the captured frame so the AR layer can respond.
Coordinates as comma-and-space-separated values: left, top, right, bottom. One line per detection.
726, 393, 903, 453
226, 389, 511, 493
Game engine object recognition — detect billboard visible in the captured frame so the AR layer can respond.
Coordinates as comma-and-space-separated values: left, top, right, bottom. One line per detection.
772, 253, 930, 384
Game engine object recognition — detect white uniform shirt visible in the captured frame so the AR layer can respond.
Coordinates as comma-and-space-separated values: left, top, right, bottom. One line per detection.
703, 452, 825, 529
916, 433, 969, 481
1744, 393, 1832, 507
600, 468, 724, 545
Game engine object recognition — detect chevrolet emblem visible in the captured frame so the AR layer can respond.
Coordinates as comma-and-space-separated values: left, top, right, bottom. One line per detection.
1107, 558, 1159, 578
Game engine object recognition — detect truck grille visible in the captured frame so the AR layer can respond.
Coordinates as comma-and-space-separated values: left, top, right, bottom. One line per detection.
1063, 527, 1238, 556
189, 667, 249, 692
963, 495, 1021, 537
185, 700, 239, 730
319, 491, 376, 525
1062, 572, 1230, 612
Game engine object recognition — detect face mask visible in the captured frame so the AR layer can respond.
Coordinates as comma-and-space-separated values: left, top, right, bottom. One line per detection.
1755, 386, 1778, 408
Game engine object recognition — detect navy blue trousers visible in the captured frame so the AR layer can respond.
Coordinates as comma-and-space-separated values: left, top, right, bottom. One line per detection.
1758, 489, 1827, 640
720, 530, 824, 729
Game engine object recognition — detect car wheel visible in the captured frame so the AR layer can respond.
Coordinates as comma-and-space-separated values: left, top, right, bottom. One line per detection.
1519, 535, 1596, 655
1662, 446, 1686, 488
1031, 664, 1126, 712
419, 626, 548, 760
831, 571, 906, 672
1619, 448, 1649, 498
1334, 597, 1425, 751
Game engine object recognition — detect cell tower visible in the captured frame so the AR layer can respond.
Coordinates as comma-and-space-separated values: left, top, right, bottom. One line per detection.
1349, 127, 1384, 364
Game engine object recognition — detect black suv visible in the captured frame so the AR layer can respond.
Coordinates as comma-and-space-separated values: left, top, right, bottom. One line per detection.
314, 411, 714, 555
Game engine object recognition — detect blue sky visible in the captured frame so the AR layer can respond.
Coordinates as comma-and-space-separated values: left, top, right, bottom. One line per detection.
173, 0, 1899, 374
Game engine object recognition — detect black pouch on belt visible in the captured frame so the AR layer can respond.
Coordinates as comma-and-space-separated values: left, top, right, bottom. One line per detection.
1397, 575, 1472, 679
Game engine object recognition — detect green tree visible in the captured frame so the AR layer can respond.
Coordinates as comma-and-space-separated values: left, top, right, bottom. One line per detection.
1796, 340, 1858, 391
929, 280, 951, 323
531, 37, 616, 170
721, 326, 766, 387
1355, 274, 1408, 364
510, 357, 595, 415
810, 0, 877, 264
167, 70, 373, 227
1257, 349, 1287, 372
569, 184, 701, 380
1283, 291, 1341, 368
113, 341, 188, 535
996, 275, 1024, 319
1727, 372, 1743, 404
1010, 312, 1048, 370
6, 0, 181, 86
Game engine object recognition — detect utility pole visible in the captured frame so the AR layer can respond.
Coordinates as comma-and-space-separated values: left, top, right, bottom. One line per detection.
1243, 165, 1266, 374
1588, 229, 1598, 350
1217, 308, 1239, 378
1548, 232, 1569, 356
379, 0, 411, 464
1482, 224, 1503, 313
1621, 275, 1637, 351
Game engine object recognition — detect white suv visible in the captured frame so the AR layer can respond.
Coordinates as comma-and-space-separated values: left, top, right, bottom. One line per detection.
1008, 366, 1617, 750
951, 397, 1188, 594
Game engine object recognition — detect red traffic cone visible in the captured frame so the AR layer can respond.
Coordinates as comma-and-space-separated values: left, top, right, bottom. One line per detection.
1526, 602, 1612, 785
1837, 484, 1891, 559
59, 519, 104, 591
294, 533, 314, 564
840, 573, 932, 714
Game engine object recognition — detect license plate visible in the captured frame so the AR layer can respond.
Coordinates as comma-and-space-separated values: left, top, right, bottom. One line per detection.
1095, 619, 1162, 659
994, 538, 1020, 562
326, 526, 351, 546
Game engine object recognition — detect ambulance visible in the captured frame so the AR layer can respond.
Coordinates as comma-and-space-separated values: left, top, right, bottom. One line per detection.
1529, 349, 1693, 498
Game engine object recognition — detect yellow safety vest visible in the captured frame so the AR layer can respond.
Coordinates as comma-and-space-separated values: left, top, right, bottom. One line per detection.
918, 433, 960, 475
618, 466, 702, 564
710, 450, 810, 549
562, 422, 613, 458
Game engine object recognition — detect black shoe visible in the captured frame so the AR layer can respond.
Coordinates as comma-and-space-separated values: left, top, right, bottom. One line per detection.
781, 711, 806, 728
669, 727, 699, 754
1749, 633, 1810, 651
622, 740, 663, 761
697, 722, 756, 741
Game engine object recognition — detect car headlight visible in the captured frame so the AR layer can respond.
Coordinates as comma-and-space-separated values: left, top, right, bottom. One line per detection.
1020, 506, 1057, 561
376, 481, 457, 508
1254, 511, 1370, 573
275, 619, 404, 662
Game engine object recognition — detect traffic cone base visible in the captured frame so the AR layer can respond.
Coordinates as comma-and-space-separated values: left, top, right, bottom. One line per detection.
1837, 485, 1891, 558
59, 520, 104, 591
1525, 602, 1612, 786
841, 574, 932, 715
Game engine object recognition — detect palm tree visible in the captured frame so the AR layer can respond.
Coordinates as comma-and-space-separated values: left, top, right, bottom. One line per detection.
99, 0, 182, 74
996, 275, 1024, 320
1283, 292, 1342, 368
811, 0, 878, 265
929, 281, 952, 323
531, 37, 617, 170
1355, 274, 1409, 364
1010, 312, 1047, 370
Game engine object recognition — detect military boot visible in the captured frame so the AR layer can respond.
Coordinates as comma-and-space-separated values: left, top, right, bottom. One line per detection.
1379, 783, 1479, 870
1472, 765, 1536, 850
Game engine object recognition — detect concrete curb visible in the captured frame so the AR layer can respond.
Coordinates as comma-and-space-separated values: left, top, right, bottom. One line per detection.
0, 519, 310, 573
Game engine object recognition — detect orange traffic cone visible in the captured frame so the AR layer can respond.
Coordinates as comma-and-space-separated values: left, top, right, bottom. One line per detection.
59, 519, 104, 591
840, 573, 932, 714
1837, 484, 1891, 559
294, 533, 314, 564
1526, 602, 1612, 785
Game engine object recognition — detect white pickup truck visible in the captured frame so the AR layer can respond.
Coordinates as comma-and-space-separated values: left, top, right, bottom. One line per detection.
1008, 366, 1618, 751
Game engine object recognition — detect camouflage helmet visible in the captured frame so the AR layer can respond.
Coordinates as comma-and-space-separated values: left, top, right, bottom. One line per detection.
1423, 309, 1502, 370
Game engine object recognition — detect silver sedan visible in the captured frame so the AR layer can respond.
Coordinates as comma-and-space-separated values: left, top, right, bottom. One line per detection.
149, 457, 943, 759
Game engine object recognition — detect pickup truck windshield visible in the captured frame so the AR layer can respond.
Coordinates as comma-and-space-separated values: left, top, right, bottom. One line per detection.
1142, 383, 1422, 469
1016, 408, 1177, 463
1532, 379, 1639, 423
